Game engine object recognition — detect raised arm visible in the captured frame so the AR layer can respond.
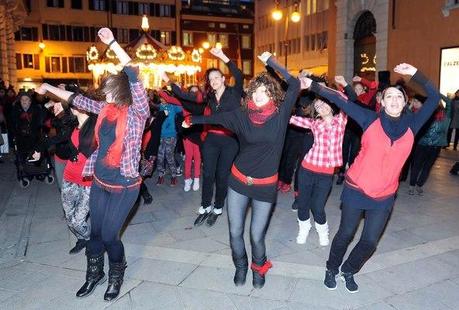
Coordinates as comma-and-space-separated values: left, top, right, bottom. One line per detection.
187, 109, 241, 134
335, 76, 358, 103
303, 76, 376, 130
290, 115, 314, 129
210, 48, 243, 94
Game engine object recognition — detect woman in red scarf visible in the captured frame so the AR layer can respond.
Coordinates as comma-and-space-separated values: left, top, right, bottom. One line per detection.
36, 28, 149, 301
183, 52, 300, 289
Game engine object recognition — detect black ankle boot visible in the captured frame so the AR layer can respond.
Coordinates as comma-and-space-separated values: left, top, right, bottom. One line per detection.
69, 239, 87, 255
251, 258, 272, 289
232, 254, 248, 286
76, 252, 106, 298
104, 260, 127, 301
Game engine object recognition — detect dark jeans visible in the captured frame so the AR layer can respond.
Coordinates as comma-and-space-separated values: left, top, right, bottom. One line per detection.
293, 132, 314, 192
227, 187, 273, 262
409, 145, 441, 187
278, 132, 304, 184
297, 168, 333, 224
201, 134, 238, 209
87, 182, 139, 263
339, 130, 361, 174
326, 202, 391, 274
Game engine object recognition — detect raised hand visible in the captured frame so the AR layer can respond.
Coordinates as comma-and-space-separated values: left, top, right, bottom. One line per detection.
334, 75, 348, 87
53, 101, 64, 116
32, 151, 41, 161
210, 47, 225, 59
98, 28, 115, 45
257, 51, 273, 65
160, 71, 170, 83
299, 76, 313, 90
394, 63, 417, 76
352, 76, 362, 83
36, 83, 48, 95
181, 120, 190, 128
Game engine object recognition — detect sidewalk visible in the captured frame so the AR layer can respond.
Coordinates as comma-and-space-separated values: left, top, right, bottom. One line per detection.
0, 151, 458, 309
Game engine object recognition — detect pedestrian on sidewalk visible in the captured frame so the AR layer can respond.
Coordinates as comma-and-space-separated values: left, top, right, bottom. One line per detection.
183, 52, 300, 289
301, 64, 440, 293
162, 48, 242, 227
35, 28, 149, 301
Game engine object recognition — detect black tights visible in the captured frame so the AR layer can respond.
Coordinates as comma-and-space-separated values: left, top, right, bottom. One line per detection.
227, 188, 273, 264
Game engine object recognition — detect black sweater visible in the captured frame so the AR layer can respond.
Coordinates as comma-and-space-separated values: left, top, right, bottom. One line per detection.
192, 58, 300, 203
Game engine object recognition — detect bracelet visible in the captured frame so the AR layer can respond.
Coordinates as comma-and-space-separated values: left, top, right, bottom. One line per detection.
108, 39, 116, 48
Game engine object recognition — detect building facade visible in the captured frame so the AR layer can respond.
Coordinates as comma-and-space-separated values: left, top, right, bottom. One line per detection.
254, 0, 331, 75
14, 0, 179, 90
180, 0, 254, 83
0, 0, 27, 87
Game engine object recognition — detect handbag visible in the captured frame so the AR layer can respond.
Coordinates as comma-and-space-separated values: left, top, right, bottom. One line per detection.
140, 155, 155, 177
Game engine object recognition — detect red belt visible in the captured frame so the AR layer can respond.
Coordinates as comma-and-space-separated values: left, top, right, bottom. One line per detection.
231, 165, 278, 186
208, 128, 233, 137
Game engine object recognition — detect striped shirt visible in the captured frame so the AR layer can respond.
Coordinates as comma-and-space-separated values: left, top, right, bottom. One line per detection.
290, 112, 347, 169
70, 81, 150, 178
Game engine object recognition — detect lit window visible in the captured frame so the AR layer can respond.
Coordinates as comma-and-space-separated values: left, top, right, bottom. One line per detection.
183, 32, 193, 46
208, 33, 217, 45
51, 57, 61, 72
23, 54, 34, 69
160, 31, 171, 45
241, 35, 251, 49
220, 23, 226, 29
242, 60, 251, 75
218, 34, 228, 48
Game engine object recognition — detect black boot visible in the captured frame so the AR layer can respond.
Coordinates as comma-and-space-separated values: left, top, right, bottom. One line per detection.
69, 239, 87, 255
104, 260, 127, 301
76, 252, 106, 298
450, 162, 459, 175
251, 258, 272, 289
232, 254, 248, 286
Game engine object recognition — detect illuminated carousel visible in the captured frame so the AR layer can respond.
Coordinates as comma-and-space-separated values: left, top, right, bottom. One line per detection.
86, 16, 202, 88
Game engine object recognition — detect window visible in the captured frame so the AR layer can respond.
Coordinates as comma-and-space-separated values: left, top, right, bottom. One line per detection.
241, 35, 251, 49
71, 0, 82, 9
209, 23, 215, 28
22, 54, 34, 69
183, 32, 193, 46
207, 59, 218, 69
15, 27, 38, 41
69, 56, 86, 73
160, 31, 171, 45
91, 0, 106, 11
242, 24, 249, 30
208, 33, 217, 45
118, 28, 129, 43
51, 57, 61, 72
219, 23, 226, 29
139, 2, 149, 15
159, 4, 171, 17
47, 0, 64, 8
218, 34, 228, 48
48, 24, 64, 40
242, 60, 251, 75
72, 26, 84, 41
117, 1, 129, 14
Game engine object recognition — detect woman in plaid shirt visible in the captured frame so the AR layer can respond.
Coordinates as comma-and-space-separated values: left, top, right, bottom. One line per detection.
36, 28, 149, 301
289, 86, 347, 248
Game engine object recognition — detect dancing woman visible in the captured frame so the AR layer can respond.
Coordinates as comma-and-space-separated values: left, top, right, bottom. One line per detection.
183, 52, 300, 288
36, 28, 149, 301
300, 64, 440, 293
162, 47, 242, 227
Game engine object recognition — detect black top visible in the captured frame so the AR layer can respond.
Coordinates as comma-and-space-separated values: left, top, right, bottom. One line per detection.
310, 71, 440, 210
144, 111, 167, 158
193, 58, 300, 203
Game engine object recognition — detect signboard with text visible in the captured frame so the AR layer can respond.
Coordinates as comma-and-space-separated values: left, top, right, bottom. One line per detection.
440, 47, 459, 95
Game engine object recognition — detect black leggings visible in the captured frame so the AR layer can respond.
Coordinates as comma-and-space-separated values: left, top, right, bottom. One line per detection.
87, 183, 139, 262
201, 134, 238, 209
227, 188, 273, 264
339, 129, 361, 174
297, 168, 332, 224
326, 202, 391, 274
409, 145, 440, 187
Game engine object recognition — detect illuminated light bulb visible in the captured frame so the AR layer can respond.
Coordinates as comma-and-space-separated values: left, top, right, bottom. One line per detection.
290, 11, 301, 23
215, 42, 222, 50
272, 9, 283, 21
202, 41, 210, 49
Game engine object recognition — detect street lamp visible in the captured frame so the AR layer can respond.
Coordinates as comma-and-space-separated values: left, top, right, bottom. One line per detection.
272, 0, 301, 69
202, 41, 210, 50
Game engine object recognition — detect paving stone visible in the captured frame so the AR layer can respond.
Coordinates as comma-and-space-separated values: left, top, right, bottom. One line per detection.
128, 281, 183, 310
177, 286, 239, 310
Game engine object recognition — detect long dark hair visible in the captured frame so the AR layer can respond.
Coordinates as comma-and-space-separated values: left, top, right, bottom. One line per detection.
204, 68, 224, 96
99, 71, 132, 106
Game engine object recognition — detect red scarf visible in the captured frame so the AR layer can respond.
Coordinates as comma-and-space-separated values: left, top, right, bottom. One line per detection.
247, 99, 277, 125
94, 103, 129, 168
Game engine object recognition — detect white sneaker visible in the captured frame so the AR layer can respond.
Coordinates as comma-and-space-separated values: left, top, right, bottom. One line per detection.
296, 219, 311, 244
184, 179, 192, 192
192, 177, 200, 191
315, 222, 330, 246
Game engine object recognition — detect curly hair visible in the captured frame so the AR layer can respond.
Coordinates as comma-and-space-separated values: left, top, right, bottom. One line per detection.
242, 72, 285, 109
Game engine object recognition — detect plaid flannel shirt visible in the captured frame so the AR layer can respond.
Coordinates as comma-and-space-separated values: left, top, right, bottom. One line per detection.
71, 81, 150, 178
290, 112, 347, 168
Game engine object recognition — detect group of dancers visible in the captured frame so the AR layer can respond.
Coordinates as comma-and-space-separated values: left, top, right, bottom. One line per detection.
35, 27, 442, 300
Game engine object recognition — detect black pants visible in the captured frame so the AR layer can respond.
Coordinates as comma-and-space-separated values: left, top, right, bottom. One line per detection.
326, 202, 391, 274
87, 182, 139, 263
339, 130, 361, 174
447, 128, 459, 149
227, 187, 273, 263
297, 168, 332, 224
409, 145, 441, 187
278, 132, 304, 184
201, 134, 238, 209
293, 132, 314, 192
